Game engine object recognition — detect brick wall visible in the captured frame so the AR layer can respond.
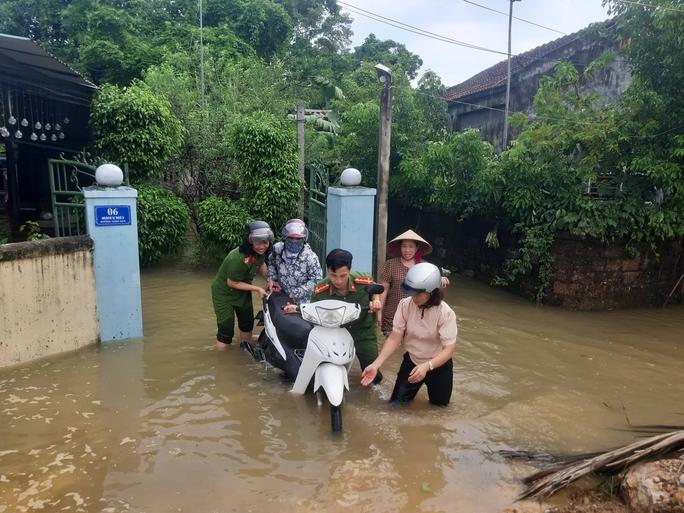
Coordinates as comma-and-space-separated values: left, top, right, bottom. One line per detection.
388, 204, 684, 310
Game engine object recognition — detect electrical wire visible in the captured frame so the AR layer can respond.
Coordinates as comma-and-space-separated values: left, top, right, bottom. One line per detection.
462, 0, 567, 35
338, 1, 509, 57
611, 0, 684, 13
340, 1, 615, 70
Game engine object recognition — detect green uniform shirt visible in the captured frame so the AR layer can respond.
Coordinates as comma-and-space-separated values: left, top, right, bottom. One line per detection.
211, 247, 265, 308
311, 271, 377, 341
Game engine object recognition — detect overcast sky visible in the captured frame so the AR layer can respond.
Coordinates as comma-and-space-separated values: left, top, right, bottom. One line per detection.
343, 0, 612, 87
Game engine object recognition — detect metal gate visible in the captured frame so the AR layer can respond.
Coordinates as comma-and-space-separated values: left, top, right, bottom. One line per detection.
48, 154, 127, 237
48, 157, 97, 236
307, 161, 328, 266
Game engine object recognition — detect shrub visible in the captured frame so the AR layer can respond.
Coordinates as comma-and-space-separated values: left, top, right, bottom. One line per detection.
90, 81, 184, 181
196, 196, 252, 261
136, 184, 190, 266
227, 113, 303, 230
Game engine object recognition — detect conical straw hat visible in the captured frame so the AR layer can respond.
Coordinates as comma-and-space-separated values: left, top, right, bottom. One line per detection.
387, 229, 432, 256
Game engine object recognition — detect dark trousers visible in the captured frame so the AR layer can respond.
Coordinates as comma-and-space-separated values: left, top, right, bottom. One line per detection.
390, 352, 453, 406
215, 303, 254, 344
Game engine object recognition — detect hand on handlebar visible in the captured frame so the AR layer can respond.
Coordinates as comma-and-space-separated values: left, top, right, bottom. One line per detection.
369, 298, 382, 313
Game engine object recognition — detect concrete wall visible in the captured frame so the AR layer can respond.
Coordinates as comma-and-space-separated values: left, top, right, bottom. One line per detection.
0, 236, 99, 368
388, 204, 684, 310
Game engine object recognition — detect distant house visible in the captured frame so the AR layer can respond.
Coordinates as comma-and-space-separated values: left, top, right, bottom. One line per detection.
444, 20, 631, 152
1, 34, 97, 241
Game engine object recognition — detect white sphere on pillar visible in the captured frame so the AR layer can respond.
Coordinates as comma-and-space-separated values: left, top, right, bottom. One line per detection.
95, 163, 124, 187
340, 167, 362, 186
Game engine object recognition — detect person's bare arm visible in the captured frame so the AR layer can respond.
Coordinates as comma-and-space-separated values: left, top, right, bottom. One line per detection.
227, 278, 266, 299
360, 330, 402, 386
377, 280, 390, 326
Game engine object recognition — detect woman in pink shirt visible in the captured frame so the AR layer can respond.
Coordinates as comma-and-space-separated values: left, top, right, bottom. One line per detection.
360, 262, 457, 406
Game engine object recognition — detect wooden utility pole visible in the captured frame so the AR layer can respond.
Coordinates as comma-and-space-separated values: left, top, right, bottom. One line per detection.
503, 0, 521, 150
375, 64, 393, 279
296, 104, 305, 217
199, 0, 205, 113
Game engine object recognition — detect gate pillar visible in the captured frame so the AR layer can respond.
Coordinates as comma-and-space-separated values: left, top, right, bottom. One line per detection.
83, 164, 143, 342
326, 186, 376, 274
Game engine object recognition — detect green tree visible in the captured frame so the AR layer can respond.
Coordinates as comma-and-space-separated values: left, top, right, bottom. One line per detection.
227, 113, 303, 230
203, 0, 293, 59
90, 81, 184, 180
394, 129, 493, 214
352, 34, 423, 80
415, 71, 451, 137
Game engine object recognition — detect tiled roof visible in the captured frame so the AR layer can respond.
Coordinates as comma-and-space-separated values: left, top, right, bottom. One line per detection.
444, 19, 613, 102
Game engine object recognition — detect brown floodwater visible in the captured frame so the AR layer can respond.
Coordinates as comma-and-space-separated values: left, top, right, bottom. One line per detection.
1, 267, 683, 513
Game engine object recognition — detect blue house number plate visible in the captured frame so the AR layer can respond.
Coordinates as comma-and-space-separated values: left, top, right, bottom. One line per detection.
95, 205, 131, 226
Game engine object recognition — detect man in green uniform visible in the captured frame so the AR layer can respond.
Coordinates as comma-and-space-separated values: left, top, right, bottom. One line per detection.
310, 248, 383, 384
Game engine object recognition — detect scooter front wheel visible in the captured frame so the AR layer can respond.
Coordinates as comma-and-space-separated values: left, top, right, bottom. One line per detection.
330, 404, 342, 433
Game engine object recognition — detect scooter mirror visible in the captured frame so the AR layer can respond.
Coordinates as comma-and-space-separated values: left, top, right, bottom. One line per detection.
365, 283, 384, 295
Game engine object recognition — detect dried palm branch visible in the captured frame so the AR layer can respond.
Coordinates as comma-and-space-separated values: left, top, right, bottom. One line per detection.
517, 430, 684, 500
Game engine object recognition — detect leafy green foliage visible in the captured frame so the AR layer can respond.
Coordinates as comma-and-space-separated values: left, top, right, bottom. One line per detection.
492, 224, 555, 303
196, 196, 252, 261
393, 129, 493, 214
90, 81, 184, 181
227, 113, 303, 230
19, 220, 49, 241
352, 34, 423, 80
136, 184, 190, 267
330, 63, 452, 187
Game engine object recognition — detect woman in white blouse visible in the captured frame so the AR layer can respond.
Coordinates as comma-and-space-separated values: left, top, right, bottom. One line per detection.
360, 262, 457, 406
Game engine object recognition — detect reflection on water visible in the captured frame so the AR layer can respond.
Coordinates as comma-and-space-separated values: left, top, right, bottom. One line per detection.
1, 267, 682, 512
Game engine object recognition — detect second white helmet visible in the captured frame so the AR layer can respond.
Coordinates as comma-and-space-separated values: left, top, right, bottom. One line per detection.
282, 218, 308, 241
401, 262, 441, 295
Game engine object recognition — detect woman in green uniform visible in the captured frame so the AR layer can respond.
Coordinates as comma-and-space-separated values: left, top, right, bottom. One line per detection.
211, 221, 274, 351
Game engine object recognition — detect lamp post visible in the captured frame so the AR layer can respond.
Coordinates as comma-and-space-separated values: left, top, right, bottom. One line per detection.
503, 0, 521, 150
374, 63, 392, 279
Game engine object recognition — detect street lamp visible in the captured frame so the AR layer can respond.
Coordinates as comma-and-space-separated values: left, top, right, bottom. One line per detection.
374, 63, 393, 279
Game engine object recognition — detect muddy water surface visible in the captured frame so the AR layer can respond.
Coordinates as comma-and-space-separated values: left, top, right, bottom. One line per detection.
1, 267, 683, 513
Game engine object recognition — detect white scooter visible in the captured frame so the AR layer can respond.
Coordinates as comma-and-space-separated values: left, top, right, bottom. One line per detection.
253, 286, 383, 433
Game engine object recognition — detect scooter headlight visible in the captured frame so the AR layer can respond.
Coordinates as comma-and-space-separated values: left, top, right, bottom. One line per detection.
313, 305, 346, 328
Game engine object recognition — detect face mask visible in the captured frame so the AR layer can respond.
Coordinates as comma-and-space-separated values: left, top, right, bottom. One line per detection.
284, 238, 305, 254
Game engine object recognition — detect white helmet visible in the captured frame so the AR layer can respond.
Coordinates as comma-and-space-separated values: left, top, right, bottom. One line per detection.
282, 218, 308, 241
401, 262, 441, 295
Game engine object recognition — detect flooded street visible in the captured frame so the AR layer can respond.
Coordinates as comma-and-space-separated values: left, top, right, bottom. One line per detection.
1, 267, 683, 513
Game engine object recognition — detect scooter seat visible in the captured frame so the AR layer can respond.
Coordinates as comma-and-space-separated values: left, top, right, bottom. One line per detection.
267, 293, 313, 350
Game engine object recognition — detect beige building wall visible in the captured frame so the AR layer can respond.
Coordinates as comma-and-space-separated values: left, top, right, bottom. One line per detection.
0, 236, 100, 368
